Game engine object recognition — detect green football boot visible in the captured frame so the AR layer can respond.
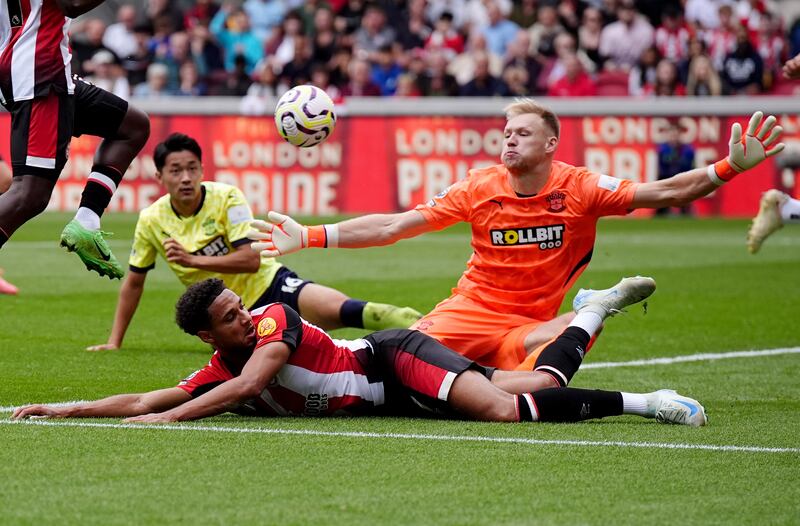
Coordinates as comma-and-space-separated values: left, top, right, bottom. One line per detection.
60, 220, 124, 279
362, 302, 423, 331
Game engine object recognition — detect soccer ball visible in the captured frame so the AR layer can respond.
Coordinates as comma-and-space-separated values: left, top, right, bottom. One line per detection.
274, 85, 337, 148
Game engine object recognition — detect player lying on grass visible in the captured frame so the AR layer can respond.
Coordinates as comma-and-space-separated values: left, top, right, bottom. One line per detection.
249, 100, 784, 372
87, 133, 420, 351
747, 190, 800, 254
14, 277, 707, 427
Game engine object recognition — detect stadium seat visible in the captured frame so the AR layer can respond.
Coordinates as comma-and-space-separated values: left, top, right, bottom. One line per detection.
595, 70, 629, 96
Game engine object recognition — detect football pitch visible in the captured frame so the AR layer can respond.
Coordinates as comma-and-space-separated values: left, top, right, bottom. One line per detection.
0, 213, 798, 525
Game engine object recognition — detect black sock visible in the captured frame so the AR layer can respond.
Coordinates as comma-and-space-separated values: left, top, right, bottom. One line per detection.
78, 164, 123, 217
339, 299, 367, 328
533, 326, 591, 386
527, 388, 623, 422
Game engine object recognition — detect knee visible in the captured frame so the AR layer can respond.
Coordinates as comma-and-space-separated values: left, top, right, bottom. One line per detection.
7, 183, 50, 218
121, 106, 151, 146
476, 397, 518, 422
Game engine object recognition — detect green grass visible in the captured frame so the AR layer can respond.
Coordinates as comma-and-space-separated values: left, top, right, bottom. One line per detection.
0, 213, 798, 525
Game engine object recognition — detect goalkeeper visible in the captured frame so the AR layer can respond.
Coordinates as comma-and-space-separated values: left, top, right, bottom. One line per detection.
87, 133, 421, 351
250, 100, 784, 371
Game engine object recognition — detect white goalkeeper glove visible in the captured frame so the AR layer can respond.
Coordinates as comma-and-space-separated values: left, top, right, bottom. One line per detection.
248, 212, 336, 258
709, 111, 785, 185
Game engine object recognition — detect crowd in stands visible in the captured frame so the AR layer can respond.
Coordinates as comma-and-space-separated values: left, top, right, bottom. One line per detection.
69, 0, 800, 109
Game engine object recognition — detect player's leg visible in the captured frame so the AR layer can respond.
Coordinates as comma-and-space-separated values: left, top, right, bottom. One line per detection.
747, 189, 800, 254
521, 312, 574, 354
60, 76, 150, 279
0, 92, 72, 249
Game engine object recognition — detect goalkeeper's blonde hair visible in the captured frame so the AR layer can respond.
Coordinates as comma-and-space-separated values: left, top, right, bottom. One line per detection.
503, 98, 560, 138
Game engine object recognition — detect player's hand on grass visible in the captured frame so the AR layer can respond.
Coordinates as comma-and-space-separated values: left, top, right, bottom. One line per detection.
12, 404, 64, 420
86, 343, 119, 352
727, 111, 785, 172
248, 212, 307, 257
163, 238, 194, 266
124, 412, 178, 424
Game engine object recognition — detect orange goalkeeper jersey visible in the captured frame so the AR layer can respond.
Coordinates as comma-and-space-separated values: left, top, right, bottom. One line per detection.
414, 161, 637, 320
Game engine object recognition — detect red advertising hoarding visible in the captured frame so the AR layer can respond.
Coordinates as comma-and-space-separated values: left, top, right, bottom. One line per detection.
0, 113, 795, 216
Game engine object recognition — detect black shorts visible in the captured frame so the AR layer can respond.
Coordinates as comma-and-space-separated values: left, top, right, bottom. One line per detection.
3, 75, 128, 179
364, 329, 496, 418
249, 266, 313, 312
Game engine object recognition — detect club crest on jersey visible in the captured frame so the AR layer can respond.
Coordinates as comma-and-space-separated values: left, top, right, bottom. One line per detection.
257, 317, 277, 337
426, 185, 453, 207
490, 224, 564, 250
546, 191, 566, 212
202, 218, 217, 236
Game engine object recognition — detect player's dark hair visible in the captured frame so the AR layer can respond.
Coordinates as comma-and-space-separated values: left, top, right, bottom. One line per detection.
175, 278, 226, 335
154, 133, 203, 171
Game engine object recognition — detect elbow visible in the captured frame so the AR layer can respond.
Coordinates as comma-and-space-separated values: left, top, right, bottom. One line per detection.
237, 380, 264, 400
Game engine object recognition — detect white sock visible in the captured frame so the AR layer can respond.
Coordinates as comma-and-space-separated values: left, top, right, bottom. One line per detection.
568, 311, 603, 337
780, 196, 800, 222
621, 392, 649, 417
74, 207, 101, 231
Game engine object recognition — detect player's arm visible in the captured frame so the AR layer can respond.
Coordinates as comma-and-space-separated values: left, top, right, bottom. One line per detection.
248, 209, 434, 257
124, 341, 291, 423
11, 388, 191, 420
630, 112, 784, 209
163, 239, 261, 273
55, 0, 106, 18
87, 270, 147, 351
0, 157, 11, 193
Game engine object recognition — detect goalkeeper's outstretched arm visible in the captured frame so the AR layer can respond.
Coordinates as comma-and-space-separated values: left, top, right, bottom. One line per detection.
249, 209, 434, 258
630, 111, 784, 209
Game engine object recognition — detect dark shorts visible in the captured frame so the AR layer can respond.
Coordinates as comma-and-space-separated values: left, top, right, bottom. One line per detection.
250, 266, 313, 312
4, 75, 128, 179
364, 329, 496, 418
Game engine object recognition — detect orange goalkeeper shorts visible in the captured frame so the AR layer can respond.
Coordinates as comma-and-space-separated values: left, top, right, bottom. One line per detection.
410, 293, 549, 370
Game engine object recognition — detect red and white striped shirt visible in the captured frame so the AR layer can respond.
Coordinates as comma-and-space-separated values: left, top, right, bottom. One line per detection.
0, 0, 74, 103
178, 303, 384, 417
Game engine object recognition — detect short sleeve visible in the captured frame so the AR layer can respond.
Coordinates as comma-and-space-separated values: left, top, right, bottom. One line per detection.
177, 354, 234, 397
580, 171, 638, 217
413, 178, 472, 230
223, 186, 255, 247
254, 303, 303, 351
128, 214, 158, 272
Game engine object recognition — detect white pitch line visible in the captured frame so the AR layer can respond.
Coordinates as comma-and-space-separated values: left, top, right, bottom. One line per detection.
581, 347, 800, 369
1, 347, 798, 413
0, 419, 796, 454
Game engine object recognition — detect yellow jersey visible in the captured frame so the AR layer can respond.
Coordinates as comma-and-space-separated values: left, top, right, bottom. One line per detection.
129, 182, 281, 307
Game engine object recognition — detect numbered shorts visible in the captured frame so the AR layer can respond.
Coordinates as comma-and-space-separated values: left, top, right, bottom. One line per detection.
410, 293, 550, 370
3, 75, 128, 179
364, 329, 495, 417
250, 266, 312, 312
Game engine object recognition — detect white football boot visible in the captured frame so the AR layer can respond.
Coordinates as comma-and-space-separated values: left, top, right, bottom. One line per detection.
648, 389, 708, 427
572, 276, 656, 318
747, 189, 788, 254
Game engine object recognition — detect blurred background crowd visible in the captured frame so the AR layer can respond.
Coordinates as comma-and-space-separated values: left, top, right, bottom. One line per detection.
70, 0, 800, 111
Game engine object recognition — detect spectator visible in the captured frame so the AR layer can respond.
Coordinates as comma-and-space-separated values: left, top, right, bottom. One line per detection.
655, 121, 694, 216
189, 23, 226, 77
425, 12, 465, 59
243, 0, 288, 42
459, 51, 510, 96
71, 19, 111, 76
353, 4, 397, 62
420, 51, 460, 96
722, 25, 764, 94
654, 7, 691, 62
503, 31, 544, 95
336, 0, 368, 36
628, 46, 661, 96
557, 0, 582, 35
209, 5, 264, 74
122, 24, 156, 88
265, 11, 304, 71
481, 0, 520, 57
643, 59, 686, 96
545, 32, 596, 90
527, 3, 564, 58
685, 55, 723, 96
86, 50, 131, 100
396, 0, 432, 50
310, 7, 340, 65
503, 64, 531, 96
295, 0, 331, 36
684, 0, 722, 30
133, 63, 174, 97
371, 45, 404, 95
579, 6, 606, 70
677, 36, 708, 84
509, 0, 537, 28
143, 0, 184, 34
240, 62, 282, 114
210, 54, 253, 95
394, 73, 422, 96
103, 5, 139, 60
176, 62, 208, 96
599, 0, 655, 71
547, 54, 597, 96
426, 0, 468, 33
449, 31, 504, 85
328, 46, 353, 88
342, 58, 382, 96
154, 31, 192, 90
279, 35, 314, 86
755, 13, 786, 90
311, 65, 342, 103
184, 0, 220, 29
704, 4, 738, 69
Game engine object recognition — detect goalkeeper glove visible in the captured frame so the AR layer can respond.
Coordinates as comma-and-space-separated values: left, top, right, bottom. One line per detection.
248, 212, 337, 257
708, 111, 785, 185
